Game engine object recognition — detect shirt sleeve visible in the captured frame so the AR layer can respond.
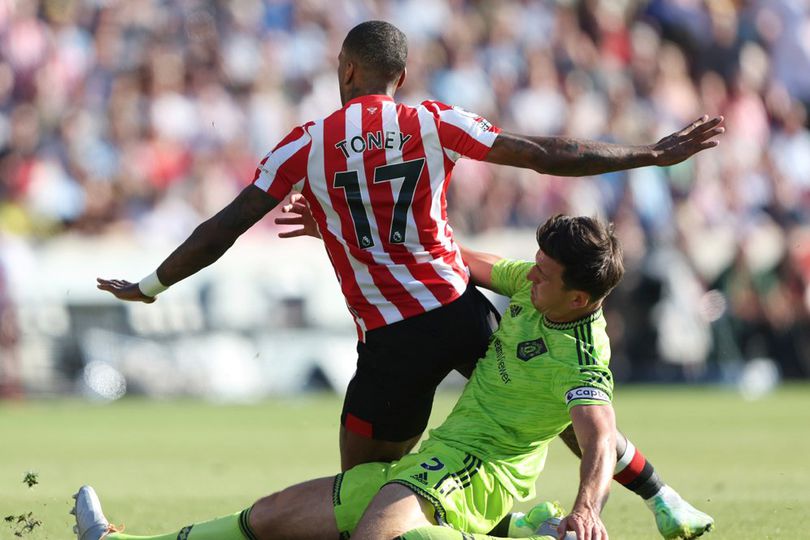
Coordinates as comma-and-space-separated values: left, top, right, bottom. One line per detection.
556, 364, 614, 411
422, 100, 500, 162
491, 259, 533, 298
252, 124, 311, 201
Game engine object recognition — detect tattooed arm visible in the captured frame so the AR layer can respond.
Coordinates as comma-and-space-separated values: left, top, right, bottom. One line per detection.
97, 185, 279, 303
485, 115, 724, 176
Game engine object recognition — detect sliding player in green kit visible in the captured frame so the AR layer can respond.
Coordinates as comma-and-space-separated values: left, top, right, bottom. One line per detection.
73, 215, 712, 540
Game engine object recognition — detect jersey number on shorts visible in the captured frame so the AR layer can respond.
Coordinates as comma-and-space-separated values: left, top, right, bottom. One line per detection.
333, 158, 426, 249
420, 457, 445, 471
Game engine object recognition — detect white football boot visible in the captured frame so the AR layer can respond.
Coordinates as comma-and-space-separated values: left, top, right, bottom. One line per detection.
647, 485, 714, 539
71, 485, 119, 540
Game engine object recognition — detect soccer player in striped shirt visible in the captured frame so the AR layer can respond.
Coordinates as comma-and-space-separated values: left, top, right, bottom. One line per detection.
76, 215, 710, 539
96, 20, 720, 536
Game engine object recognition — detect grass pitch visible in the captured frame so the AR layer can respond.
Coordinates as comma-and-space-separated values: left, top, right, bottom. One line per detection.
1, 385, 808, 539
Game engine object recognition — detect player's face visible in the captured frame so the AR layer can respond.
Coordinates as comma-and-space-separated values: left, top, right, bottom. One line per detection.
526, 249, 579, 320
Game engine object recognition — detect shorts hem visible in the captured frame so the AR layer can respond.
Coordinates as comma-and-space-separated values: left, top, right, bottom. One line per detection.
332, 473, 344, 506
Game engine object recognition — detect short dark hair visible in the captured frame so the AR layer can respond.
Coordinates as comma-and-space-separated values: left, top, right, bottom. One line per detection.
342, 21, 407, 80
536, 215, 624, 302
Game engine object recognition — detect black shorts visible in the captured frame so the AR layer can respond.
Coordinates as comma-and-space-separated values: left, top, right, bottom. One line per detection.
341, 285, 500, 442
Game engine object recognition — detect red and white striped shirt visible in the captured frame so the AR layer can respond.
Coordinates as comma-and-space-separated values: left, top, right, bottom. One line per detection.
253, 95, 500, 338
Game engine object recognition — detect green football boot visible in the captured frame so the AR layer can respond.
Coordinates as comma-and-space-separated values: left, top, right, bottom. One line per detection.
507, 500, 569, 538
647, 485, 714, 539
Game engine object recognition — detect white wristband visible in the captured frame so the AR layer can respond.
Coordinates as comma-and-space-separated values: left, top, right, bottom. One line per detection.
138, 271, 168, 298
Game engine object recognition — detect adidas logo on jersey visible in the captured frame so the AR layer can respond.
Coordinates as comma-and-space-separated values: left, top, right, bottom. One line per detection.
509, 304, 523, 318
411, 472, 429, 485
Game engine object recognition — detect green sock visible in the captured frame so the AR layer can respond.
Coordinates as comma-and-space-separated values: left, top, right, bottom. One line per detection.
399, 525, 554, 540
106, 508, 257, 540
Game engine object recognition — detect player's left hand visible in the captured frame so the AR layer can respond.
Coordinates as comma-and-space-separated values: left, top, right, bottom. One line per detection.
275, 193, 321, 239
96, 278, 156, 303
650, 114, 724, 167
558, 509, 607, 540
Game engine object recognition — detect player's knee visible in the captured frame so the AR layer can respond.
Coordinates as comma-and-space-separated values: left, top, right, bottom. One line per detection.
355, 483, 436, 539
248, 491, 286, 531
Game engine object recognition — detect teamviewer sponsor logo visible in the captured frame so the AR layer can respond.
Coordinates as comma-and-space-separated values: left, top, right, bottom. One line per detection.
565, 386, 610, 404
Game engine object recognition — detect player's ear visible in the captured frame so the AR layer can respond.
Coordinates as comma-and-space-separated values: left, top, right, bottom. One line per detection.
570, 290, 590, 309
343, 61, 355, 85
395, 68, 407, 90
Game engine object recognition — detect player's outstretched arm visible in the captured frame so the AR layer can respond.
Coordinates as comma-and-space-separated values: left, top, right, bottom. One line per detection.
97, 185, 280, 302
485, 115, 724, 177
558, 403, 617, 540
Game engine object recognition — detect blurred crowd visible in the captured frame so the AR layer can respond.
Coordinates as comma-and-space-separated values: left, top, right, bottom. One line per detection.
1, 0, 809, 386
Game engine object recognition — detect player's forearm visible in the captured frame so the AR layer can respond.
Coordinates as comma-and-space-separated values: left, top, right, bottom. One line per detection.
155, 218, 239, 286
528, 136, 657, 176
458, 245, 500, 291
572, 431, 615, 514
153, 185, 280, 286
568, 404, 617, 516
486, 132, 658, 177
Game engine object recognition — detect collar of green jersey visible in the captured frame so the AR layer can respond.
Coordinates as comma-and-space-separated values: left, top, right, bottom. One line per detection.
541, 308, 603, 331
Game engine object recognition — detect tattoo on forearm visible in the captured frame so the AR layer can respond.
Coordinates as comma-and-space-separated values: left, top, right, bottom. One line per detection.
539, 137, 651, 175
563, 140, 580, 154
490, 133, 653, 176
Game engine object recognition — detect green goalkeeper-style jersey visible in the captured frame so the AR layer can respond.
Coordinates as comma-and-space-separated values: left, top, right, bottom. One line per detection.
426, 258, 614, 502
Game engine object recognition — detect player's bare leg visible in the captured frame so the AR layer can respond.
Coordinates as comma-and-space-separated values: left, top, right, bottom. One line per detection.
340, 426, 421, 471
74, 479, 341, 540
558, 425, 714, 539
352, 483, 434, 539
248, 477, 340, 539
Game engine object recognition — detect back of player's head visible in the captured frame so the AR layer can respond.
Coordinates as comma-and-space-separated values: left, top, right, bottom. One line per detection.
536, 215, 624, 302
342, 21, 408, 81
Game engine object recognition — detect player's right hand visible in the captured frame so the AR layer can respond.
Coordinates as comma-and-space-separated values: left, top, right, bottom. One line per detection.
650, 114, 724, 166
558, 509, 607, 540
275, 193, 321, 239
96, 278, 156, 303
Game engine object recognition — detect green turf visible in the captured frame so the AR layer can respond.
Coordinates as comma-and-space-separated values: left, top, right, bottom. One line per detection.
1, 385, 808, 539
